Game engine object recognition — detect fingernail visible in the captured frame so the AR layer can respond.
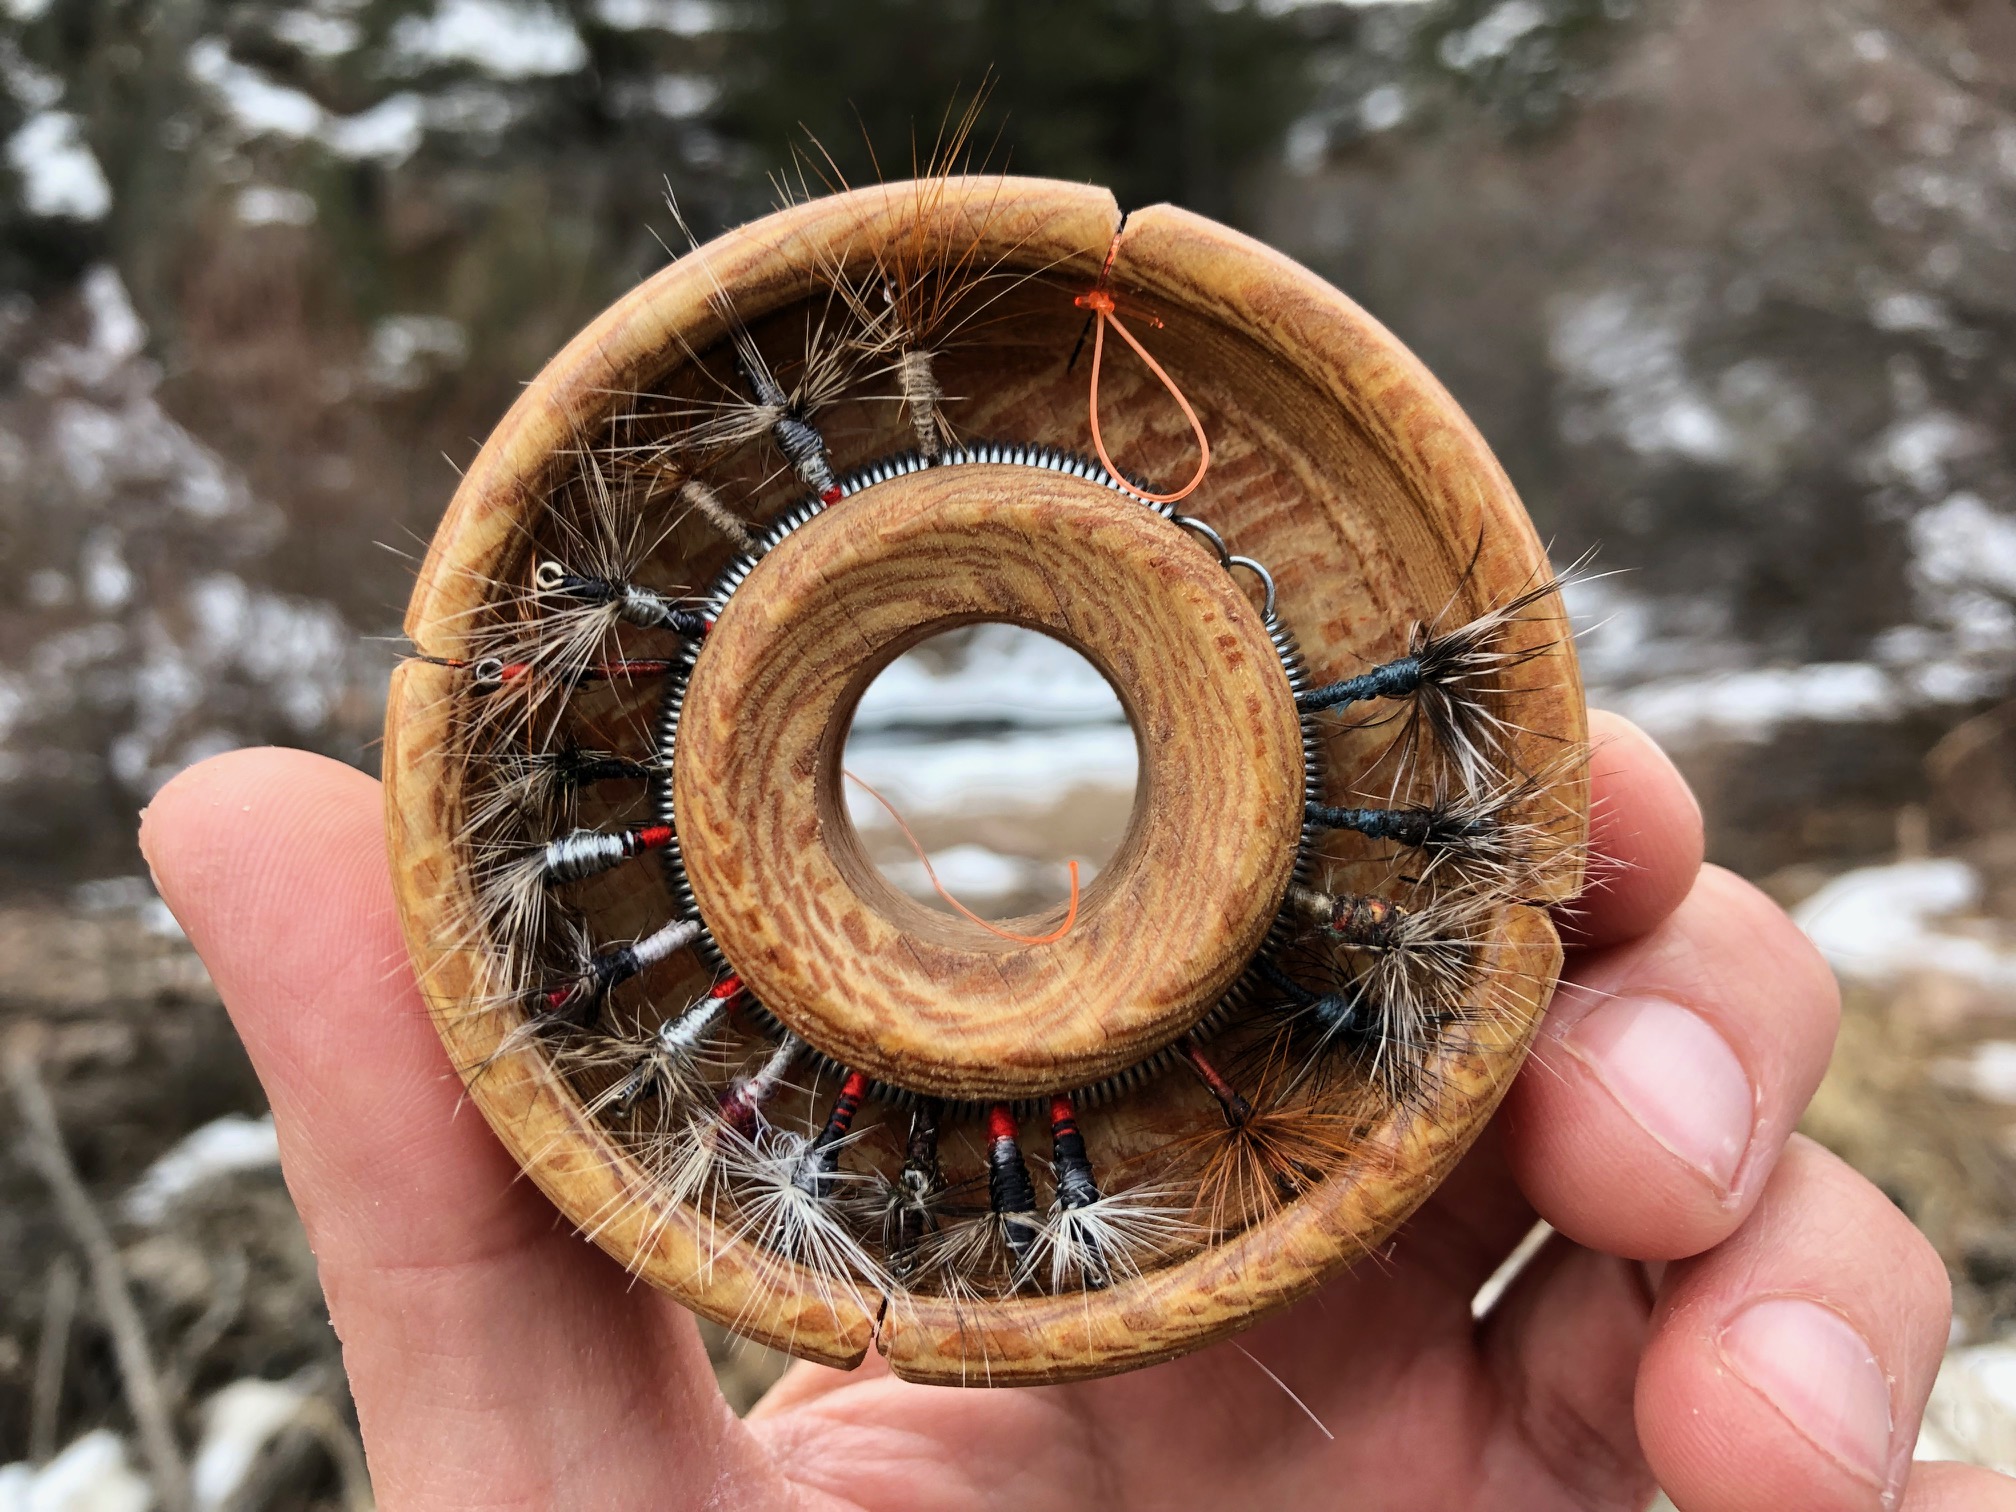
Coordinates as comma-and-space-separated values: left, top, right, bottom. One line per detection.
1721, 1297, 1894, 1491
1562, 994, 1752, 1191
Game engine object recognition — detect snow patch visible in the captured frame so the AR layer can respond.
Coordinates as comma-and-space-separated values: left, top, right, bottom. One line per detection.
1610, 662, 1891, 744
1866, 410, 1985, 497
852, 624, 1130, 731
271, 8, 361, 58
615, 73, 718, 120
235, 184, 317, 226
191, 1379, 310, 1511
1913, 492, 2016, 602
1921, 1338, 2016, 1473
0, 1430, 150, 1512
8, 112, 111, 221
187, 39, 424, 163
1871, 289, 1952, 332
1360, 84, 1407, 133
843, 723, 1139, 821
390, 0, 587, 77
1439, 0, 1547, 70
1941, 1042, 2016, 1104
878, 845, 1086, 906
1794, 859, 2016, 991
364, 314, 468, 391
1551, 287, 1735, 464
323, 93, 425, 160
124, 1113, 281, 1225
592, 0, 720, 31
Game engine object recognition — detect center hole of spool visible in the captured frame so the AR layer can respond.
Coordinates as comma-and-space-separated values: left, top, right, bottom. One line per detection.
840, 624, 1139, 920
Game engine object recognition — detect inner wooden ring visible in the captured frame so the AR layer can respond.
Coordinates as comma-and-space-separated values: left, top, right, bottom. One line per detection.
672, 463, 1305, 1100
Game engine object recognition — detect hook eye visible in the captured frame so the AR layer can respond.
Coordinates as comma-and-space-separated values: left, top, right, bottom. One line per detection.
1170, 514, 1232, 568
1226, 556, 1277, 621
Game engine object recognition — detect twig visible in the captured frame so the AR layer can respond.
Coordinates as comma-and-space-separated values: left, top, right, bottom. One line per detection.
6, 1031, 193, 1512
164, 1248, 248, 1405
29, 1255, 79, 1464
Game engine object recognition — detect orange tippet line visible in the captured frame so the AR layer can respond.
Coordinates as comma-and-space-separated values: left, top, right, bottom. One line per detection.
1074, 232, 1212, 506
842, 770, 1081, 945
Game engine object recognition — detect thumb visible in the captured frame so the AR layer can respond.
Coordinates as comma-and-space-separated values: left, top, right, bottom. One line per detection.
140, 746, 774, 1511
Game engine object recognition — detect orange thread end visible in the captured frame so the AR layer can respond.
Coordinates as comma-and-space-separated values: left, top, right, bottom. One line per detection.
843, 770, 1081, 946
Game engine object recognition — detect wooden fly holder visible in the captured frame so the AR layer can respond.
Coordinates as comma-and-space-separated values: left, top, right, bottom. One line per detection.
384, 177, 1587, 1386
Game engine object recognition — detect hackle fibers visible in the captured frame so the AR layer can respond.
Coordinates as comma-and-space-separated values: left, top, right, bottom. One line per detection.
1299, 554, 1589, 792
1173, 1041, 1367, 1239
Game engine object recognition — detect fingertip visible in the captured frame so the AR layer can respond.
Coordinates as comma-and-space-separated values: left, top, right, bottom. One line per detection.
1559, 710, 1704, 949
141, 747, 379, 916
1508, 866, 1839, 1262
1638, 1139, 1951, 1512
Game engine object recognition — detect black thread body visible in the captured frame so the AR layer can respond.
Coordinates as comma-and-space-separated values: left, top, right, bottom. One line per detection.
1298, 655, 1422, 712
1258, 956, 1362, 1044
560, 752, 654, 787
1050, 1102, 1109, 1289
1306, 803, 1485, 847
888, 1103, 944, 1276
633, 601, 708, 638
988, 1134, 1040, 1276
1050, 1114, 1101, 1212
545, 574, 707, 638
795, 1074, 867, 1198
738, 354, 837, 494
535, 942, 640, 1028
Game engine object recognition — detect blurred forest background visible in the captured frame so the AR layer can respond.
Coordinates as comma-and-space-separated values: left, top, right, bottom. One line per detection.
5, 0, 2016, 1505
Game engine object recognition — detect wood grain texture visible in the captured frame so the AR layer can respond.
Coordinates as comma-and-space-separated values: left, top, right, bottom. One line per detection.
384, 175, 1591, 1383
675, 467, 1303, 1099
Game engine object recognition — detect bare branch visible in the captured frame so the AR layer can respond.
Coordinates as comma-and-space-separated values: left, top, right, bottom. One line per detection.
6, 1030, 192, 1512
28, 1256, 78, 1465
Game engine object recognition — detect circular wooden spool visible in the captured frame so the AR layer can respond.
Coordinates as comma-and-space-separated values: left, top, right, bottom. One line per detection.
385, 177, 1587, 1385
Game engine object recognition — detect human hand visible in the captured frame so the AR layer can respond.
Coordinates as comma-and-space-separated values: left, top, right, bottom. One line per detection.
139, 713, 2012, 1511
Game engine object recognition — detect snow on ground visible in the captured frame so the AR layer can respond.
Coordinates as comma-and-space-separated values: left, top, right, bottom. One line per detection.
0, 1431, 149, 1512
844, 625, 1137, 822
842, 722, 1138, 824
1793, 859, 2016, 992
1921, 1338, 2016, 1473
591, 0, 720, 32
850, 623, 1133, 731
839, 625, 1137, 903
189, 1380, 311, 1511
123, 1114, 281, 1226
878, 845, 1087, 905
1563, 477, 2016, 746
0, 1379, 338, 1512
1609, 662, 1893, 745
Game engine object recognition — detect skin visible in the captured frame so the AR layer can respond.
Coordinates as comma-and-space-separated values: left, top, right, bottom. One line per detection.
137, 710, 2016, 1512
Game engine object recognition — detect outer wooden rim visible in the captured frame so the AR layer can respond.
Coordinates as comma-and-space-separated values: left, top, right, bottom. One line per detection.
675, 467, 1304, 1100
385, 176, 1588, 1382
